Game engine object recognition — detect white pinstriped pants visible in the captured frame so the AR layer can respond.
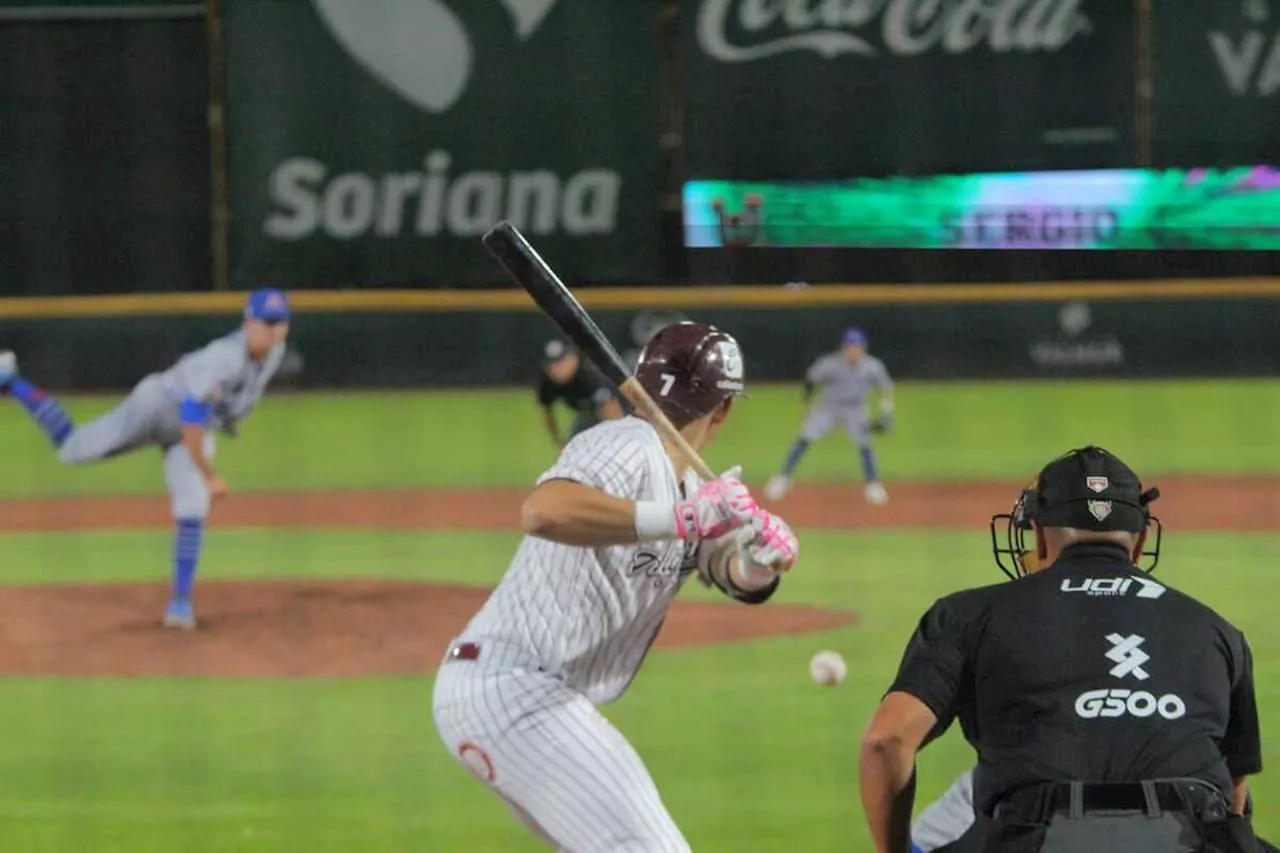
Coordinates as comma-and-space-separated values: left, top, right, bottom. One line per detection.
431, 642, 690, 852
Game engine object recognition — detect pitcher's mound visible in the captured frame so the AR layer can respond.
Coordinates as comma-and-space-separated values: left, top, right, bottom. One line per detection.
0, 580, 857, 678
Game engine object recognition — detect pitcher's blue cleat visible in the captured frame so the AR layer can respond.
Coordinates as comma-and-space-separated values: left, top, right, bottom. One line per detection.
162, 599, 196, 630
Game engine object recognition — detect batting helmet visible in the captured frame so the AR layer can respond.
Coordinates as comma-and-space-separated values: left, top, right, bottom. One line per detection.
634, 321, 746, 428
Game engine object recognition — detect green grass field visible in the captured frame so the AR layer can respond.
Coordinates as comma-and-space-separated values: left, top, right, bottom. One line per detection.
1, 379, 1278, 852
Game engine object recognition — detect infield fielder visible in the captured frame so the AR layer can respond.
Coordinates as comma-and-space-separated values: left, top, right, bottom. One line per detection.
765, 326, 894, 505
432, 321, 799, 852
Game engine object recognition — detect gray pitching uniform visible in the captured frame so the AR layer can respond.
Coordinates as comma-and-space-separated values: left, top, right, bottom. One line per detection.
58, 331, 285, 518
800, 352, 892, 448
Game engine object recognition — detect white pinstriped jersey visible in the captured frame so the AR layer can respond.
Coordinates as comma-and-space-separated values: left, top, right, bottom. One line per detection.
459, 416, 701, 705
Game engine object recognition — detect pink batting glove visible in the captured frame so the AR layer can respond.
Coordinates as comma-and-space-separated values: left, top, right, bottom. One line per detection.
745, 510, 799, 571
673, 468, 758, 541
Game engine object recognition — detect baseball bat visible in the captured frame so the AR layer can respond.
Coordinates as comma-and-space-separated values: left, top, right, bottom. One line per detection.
480, 220, 715, 483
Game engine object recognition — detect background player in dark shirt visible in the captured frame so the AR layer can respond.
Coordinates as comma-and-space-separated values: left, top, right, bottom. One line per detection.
860, 446, 1262, 853
536, 339, 623, 449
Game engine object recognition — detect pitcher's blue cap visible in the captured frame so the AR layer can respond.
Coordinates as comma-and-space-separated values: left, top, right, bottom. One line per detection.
246, 288, 290, 322
842, 327, 867, 347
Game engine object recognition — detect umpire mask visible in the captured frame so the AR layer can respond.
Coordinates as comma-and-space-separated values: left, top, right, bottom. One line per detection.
990, 446, 1163, 580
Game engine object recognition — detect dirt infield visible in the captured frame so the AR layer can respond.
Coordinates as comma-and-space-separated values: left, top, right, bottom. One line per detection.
0, 580, 856, 678
0, 474, 1276, 533
0, 474, 1272, 678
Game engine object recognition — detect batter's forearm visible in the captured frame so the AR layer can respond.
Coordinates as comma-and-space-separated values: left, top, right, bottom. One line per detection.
523, 480, 671, 547
180, 425, 216, 481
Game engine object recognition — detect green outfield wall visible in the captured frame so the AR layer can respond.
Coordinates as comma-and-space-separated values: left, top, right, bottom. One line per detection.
1, 280, 1275, 390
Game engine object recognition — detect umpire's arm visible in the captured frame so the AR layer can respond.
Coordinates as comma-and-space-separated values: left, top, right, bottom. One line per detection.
1223, 631, 1264, 815
861, 599, 970, 853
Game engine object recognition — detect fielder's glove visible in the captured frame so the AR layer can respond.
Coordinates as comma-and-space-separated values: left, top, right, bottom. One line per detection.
869, 413, 893, 434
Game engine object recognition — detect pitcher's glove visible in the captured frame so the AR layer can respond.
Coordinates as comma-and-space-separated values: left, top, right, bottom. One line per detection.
869, 413, 893, 433
213, 401, 239, 438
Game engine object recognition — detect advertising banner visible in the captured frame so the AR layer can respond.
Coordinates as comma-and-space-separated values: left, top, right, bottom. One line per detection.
682, 0, 1136, 179
1152, 2, 1280, 166
684, 167, 1280, 249
226, 0, 661, 287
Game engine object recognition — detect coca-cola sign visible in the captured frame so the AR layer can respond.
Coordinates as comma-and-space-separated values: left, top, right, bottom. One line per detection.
684, 0, 1133, 178
697, 0, 1093, 62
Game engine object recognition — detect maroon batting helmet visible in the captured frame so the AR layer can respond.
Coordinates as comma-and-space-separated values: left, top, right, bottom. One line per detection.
634, 321, 746, 428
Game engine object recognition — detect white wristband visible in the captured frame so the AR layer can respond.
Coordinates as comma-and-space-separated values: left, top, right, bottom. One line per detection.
880, 398, 895, 413
634, 501, 679, 541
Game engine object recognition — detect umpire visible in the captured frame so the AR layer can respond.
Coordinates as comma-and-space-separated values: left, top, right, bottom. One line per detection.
535, 339, 623, 449
860, 446, 1263, 853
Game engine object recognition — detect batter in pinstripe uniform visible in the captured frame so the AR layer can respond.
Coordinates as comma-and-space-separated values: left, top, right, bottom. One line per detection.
432, 321, 800, 852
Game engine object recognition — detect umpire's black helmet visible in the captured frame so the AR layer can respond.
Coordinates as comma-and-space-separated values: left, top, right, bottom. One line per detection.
990, 446, 1163, 579
634, 321, 746, 429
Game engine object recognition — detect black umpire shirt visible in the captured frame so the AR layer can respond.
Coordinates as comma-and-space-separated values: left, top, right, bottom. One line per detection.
536, 363, 615, 415
890, 542, 1261, 816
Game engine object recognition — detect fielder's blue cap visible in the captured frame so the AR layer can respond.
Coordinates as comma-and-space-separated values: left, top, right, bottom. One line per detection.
245, 288, 290, 322
842, 326, 867, 347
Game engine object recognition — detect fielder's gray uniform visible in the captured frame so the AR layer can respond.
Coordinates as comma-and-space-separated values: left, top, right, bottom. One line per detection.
800, 352, 892, 447
432, 416, 702, 852
59, 331, 284, 519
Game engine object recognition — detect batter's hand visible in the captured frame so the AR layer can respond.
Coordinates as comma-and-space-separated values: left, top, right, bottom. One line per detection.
743, 510, 799, 572
206, 474, 228, 501
673, 467, 757, 541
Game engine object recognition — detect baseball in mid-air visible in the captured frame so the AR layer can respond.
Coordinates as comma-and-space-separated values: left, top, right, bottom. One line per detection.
809, 650, 847, 686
